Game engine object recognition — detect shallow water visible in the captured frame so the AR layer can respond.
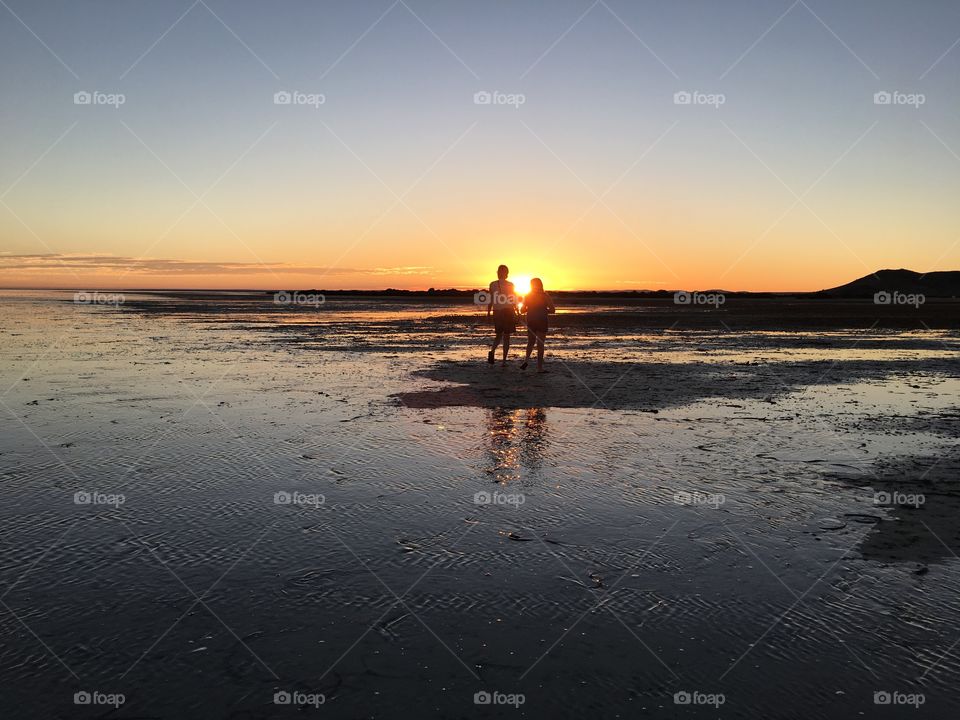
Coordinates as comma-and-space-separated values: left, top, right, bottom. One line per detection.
1, 291, 958, 718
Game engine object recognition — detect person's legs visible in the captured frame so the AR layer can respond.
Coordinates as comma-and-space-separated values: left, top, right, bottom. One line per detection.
521, 329, 535, 369
489, 330, 502, 363
502, 332, 511, 363
536, 331, 546, 371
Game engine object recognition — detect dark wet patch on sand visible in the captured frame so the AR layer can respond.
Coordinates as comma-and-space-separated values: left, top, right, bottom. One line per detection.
393, 357, 957, 410
828, 445, 960, 565
840, 411, 960, 439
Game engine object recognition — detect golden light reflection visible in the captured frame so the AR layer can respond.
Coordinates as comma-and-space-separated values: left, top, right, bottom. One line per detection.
485, 408, 549, 484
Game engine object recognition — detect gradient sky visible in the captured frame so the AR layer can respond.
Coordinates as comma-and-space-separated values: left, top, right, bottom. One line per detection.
2, 0, 959, 291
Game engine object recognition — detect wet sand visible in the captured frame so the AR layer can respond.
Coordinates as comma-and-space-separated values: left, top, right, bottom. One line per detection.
394, 356, 958, 410
1, 290, 959, 718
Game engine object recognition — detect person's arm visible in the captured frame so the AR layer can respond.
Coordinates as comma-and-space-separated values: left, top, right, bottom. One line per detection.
486, 283, 493, 317
546, 294, 556, 314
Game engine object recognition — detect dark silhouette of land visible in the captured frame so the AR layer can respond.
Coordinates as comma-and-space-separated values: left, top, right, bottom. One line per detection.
815, 269, 960, 298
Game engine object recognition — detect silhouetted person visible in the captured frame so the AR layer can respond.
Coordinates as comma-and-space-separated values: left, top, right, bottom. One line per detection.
486, 264, 518, 365
520, 278, 555, 373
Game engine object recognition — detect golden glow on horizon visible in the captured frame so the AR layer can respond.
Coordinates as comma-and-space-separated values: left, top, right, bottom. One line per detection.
0, 255, 954, 293
1, 228, 957, 292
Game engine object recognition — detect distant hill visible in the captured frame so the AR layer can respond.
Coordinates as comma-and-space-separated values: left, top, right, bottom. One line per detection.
815, 269, 960, 298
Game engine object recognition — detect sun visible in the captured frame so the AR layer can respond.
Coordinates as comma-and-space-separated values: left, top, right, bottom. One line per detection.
512, 275, 531, 296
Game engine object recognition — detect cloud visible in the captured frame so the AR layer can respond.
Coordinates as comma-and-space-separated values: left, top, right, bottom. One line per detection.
0, 253, 431, 277
370, 266, 432, 276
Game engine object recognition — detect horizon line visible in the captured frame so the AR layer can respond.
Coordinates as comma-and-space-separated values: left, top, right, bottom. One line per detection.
2, 268, 955, 295
2, 284, 814, 293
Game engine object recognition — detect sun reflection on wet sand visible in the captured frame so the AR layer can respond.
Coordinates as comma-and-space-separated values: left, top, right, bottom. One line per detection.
483, 408, 550, 485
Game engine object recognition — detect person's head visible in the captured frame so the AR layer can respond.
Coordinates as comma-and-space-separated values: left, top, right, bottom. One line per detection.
497, 264, 509, 280
530, 277, 544, 294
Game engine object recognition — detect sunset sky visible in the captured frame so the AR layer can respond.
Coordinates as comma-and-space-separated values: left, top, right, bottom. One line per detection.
2, 0, 959, 291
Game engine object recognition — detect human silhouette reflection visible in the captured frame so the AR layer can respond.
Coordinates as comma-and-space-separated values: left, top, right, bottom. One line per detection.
484, 407, 549, 484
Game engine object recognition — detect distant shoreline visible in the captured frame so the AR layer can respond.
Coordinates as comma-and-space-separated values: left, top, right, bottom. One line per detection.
1, 287, 793, 296
4, 268, 958, 299
4, 287, 958, 300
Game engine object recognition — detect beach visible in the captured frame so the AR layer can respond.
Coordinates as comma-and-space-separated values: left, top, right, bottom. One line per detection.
1, 289, 959, 718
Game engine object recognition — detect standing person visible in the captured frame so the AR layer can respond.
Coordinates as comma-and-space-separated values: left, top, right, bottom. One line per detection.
486, 264, 518, 365
520, 278, 555, 373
